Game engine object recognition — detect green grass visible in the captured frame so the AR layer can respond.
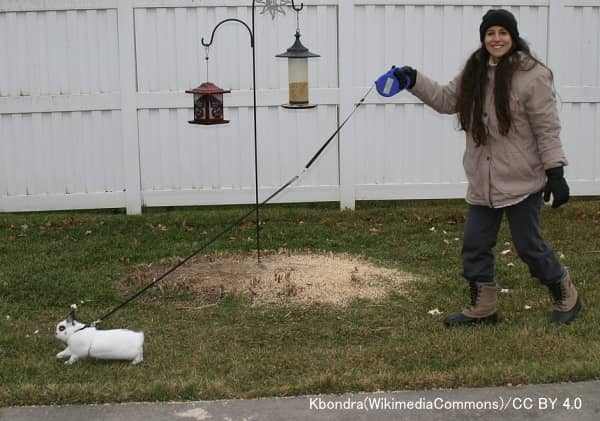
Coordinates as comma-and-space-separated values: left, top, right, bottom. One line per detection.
1, 198, 599, 406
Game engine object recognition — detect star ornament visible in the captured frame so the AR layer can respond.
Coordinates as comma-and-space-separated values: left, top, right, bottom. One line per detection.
256, 0, 293, 19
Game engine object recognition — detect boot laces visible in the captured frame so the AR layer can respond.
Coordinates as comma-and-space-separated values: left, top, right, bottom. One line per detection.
469, 283, 480, 307
548, 282, 565, 306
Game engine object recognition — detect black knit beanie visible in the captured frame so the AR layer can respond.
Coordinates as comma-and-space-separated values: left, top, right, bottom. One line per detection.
479, 9, 519, 42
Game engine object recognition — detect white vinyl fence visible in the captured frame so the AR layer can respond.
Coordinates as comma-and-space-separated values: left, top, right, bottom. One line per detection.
1, 0, 599, 214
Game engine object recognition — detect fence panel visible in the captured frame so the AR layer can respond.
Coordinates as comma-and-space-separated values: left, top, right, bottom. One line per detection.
0, 3, 126, 212
350, 3, 551, 200
558, 3, 600, 194
133, 3, 339, 207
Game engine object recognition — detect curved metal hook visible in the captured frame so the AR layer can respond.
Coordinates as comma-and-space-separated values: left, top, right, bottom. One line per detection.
201, 18, 254, 48
291, 0, 304, 12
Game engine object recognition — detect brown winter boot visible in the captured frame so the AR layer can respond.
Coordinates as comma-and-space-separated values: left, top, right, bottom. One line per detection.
444, 283, 499, 327
547, 271, 582, 324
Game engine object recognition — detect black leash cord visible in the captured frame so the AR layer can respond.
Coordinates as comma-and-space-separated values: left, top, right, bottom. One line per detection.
91, 84, 374, 326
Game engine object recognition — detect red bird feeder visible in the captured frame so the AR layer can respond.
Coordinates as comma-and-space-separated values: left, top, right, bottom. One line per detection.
186, 82, 231, 125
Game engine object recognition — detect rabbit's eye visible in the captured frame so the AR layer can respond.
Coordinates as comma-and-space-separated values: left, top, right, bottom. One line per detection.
59, 326, 66, 332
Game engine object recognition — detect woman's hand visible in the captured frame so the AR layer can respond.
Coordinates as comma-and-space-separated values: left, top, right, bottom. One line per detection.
393, 66, 417, 90
544, 166, 570, 208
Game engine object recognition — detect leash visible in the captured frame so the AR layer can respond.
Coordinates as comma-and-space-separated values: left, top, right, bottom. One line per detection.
91, 84, 375, 327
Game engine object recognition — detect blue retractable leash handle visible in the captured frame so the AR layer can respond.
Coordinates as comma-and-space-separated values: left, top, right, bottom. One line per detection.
375, 66, 412, 97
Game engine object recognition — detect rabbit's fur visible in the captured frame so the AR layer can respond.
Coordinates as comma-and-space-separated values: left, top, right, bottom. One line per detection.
55, 311, 144, 365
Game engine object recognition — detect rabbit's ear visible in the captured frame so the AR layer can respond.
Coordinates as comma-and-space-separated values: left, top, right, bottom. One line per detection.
66, 310, 76, 325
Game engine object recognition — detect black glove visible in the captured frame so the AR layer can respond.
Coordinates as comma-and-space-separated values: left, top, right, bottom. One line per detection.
393, 66, 417, 90
543, 166, 570, 208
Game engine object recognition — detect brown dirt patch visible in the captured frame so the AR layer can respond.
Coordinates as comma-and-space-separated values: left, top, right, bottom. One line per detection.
124, 251, 417, 306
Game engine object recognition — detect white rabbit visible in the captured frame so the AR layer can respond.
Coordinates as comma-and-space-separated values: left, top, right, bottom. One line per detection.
54, 311, 144, 365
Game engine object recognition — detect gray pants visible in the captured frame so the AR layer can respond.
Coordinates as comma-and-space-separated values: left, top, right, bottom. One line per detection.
462, 192, 565, 286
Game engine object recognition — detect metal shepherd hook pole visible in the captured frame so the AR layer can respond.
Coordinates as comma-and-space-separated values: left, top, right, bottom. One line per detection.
201, 2, 261, 262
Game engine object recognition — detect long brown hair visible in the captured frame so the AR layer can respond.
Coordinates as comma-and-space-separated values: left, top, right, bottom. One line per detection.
456, 37, 548, 146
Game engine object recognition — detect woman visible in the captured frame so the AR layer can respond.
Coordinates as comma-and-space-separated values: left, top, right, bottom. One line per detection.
394, 9, 581, 325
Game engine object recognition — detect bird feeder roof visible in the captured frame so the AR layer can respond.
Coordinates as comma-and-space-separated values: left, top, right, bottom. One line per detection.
186, 82, 231, 95
276, 31, 320, 59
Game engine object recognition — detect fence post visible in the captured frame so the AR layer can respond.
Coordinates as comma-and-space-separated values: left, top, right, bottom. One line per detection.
337, 0, 356, 210
546, 0, 565, 96
118, 0, 142, 214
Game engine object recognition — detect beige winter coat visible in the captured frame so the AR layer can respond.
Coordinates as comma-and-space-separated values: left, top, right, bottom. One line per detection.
409, 54, 568, 207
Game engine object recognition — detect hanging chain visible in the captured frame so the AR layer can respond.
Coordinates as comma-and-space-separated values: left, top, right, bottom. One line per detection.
204, 46, 210, 82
